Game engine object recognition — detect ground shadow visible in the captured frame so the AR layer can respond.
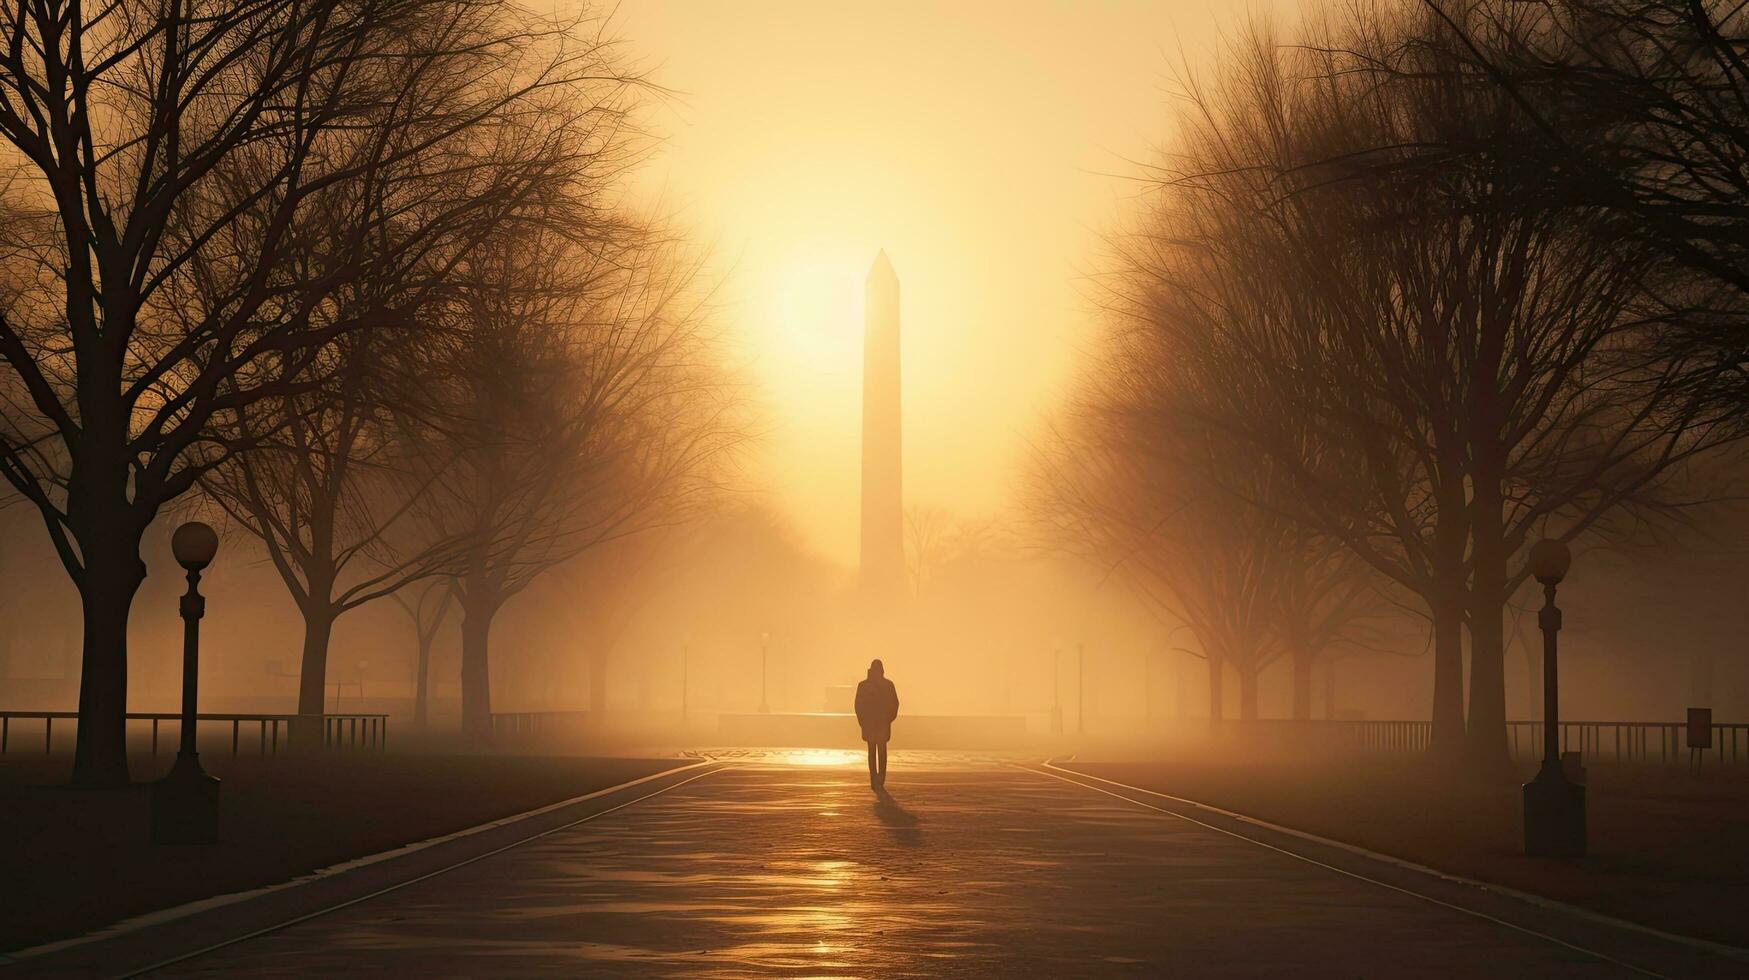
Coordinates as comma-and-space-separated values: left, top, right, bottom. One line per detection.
872, 788, 923, 846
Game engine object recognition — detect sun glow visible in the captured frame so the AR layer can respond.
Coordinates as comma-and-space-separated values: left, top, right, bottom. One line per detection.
776, 748, 865, 768
619, 0, 1260, 562
774, 249, 865, 370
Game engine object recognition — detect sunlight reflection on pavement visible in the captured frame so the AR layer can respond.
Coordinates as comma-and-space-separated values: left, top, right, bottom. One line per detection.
154, 756, 1647, 978
697, 748, 1032, 769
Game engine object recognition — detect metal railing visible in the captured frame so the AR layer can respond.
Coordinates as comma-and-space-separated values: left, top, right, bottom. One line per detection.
490, 710, 587, 737
1505, 720, 1748, 765
1238, 718, 1434, 753
1252, 718, 1747, 764
1348, 719, 1435, 752
0, 711, 389, 756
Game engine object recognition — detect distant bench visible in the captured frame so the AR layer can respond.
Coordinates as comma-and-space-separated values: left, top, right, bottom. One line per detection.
717, 712, 1028, 749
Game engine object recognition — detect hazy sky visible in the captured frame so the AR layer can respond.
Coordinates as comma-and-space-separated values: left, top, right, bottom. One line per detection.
616, 1, 1293, 564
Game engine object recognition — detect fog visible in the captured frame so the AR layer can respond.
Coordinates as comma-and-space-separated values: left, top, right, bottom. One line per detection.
2, 0, 1749, 773
6, 491, 1746, 742
14, 2, 1749, 974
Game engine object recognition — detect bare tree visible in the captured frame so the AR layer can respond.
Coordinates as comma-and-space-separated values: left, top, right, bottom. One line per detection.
1067, 8, 1732, 768
903, 504, 951, 598
1086, 24, 1472, 750
0, 0, 634, 784
1315, 5, 1728, 766
410, 225, 739, 737
1272, 529, 1382, 721
198, 77, 634, 722
200, 329, 457, 720
1033, 399, 1355, 722
1422, 0, 1749, 405
391, 578, 454, 729
587, 530, 682, 715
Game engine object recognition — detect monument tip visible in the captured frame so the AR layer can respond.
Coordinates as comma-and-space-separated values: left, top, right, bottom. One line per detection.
868, 249, 896, 284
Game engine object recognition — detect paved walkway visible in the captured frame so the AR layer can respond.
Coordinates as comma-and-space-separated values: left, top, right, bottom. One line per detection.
142, 751, 1716, 977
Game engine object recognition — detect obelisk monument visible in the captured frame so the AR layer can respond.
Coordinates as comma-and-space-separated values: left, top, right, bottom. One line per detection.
860, 251, 905, 603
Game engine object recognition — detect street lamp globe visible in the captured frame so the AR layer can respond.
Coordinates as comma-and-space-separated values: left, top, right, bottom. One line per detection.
1528, 538, 1571, 585
172, 522, 220, 571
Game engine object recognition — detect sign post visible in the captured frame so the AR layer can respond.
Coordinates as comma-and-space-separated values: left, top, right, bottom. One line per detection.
1687, 707, 1712, 771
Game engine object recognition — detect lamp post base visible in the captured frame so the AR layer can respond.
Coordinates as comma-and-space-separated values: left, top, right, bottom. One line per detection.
151, 753, 222, 845
1522, 762, 1585, 857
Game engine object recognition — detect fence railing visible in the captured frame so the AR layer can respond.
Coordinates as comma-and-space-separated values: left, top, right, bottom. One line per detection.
1251, 718, 1746, 764
1350, 719, 1434, 752
1505, 720, 1747, 765
0, 711, 389, 756
490, 710, 587, 737
1239, 718, 1434, 754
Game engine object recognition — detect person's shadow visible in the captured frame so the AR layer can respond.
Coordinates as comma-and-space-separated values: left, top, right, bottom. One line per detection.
872, 788, 922, 847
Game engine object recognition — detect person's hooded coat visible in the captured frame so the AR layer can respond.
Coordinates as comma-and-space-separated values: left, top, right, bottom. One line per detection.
854, 663, 900, 743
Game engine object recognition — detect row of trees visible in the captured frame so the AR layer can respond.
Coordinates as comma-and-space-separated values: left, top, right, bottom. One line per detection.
1037, 0, 1749, 771
0, 0, 737, 785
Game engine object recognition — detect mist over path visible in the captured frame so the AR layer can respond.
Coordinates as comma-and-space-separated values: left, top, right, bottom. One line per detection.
147, 753, 1709, 977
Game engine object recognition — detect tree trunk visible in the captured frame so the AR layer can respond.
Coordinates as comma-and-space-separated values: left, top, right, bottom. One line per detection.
414, 635, 433, 729
1430, 586, 1467, 761
588, 650, 607, 716
1466, 477, 1511, 775
72, 546, 146, 787
1142, 650, 1152, 721
296, 608, 336, 716
460, 600, 497, 739
1464, 292, 1512, 776
1466, 600, 1511, 774
1176, 657, 1190, 719
1429, 445, 1469, 762
1206, 656, 1223, 725
1322, 658, 1336, 720
1237, 666, 1259, 721
65, 423, 149, 787
1469, 577, 1511, 770
1291, 649, 1314, 721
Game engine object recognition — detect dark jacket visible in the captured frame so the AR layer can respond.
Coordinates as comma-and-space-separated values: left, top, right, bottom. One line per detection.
854, 671, 900, 743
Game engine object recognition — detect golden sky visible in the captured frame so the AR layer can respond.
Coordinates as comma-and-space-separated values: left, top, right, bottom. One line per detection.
616, 1, 1292, 564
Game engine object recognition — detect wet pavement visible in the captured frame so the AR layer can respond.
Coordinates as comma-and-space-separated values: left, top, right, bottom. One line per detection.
151, 750, 1675, 977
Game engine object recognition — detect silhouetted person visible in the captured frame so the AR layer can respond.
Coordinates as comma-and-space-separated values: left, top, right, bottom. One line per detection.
855, 659, 900, 789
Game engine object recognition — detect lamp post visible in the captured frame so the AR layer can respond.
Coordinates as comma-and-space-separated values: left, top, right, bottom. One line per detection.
1522, 538, 1585, 857
758, 630, 770, 714
152, 522, 222, 845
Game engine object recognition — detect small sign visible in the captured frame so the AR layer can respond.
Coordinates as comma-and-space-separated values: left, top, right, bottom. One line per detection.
1687, 707, 1713, 749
